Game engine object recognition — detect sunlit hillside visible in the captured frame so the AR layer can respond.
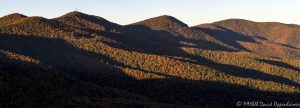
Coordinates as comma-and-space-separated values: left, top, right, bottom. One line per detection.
1, 12, 300, 108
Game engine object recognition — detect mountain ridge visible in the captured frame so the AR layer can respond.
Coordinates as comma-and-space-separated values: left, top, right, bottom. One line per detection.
131, 15, 189, 29
0, 13, 27, 27
1, 12, 300, 108
54, 11, 121, 31
3, 12, 300, 28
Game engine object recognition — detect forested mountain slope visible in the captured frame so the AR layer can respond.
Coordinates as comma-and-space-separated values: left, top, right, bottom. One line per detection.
1, 12, 300, 108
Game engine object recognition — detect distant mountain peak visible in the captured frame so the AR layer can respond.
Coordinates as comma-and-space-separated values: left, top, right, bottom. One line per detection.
55, 11, 120, 31
213, 18, 297, 28
59, 11, 90, 18
216, 18, 253, 22
56, 11, 105, 21
1, 13, 27, 18
13, 16, 51, 25
0, 13, 28, 27
132, 15, 188, 29
157, 15, 179, 20
212, 18, 256, 25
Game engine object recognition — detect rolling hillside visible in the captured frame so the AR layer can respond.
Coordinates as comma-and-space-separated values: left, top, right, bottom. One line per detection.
1, 12, 300, 108
196, 19, 300, 59
0, 13, 27, 28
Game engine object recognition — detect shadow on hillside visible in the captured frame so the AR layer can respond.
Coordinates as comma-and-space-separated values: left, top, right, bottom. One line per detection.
0, 51, 73, 108
277, 43, 300, 50
1, 33, 300, 107
0, 34, 117, 71
173, 54, 300, 88
1, 54, 300, 108
122, 25, 236, 54
0, 33, 134, 84
95, 25, 300, 88
192, 26, 260, 52
257, 59, 300, 72
251, 36, 268, 40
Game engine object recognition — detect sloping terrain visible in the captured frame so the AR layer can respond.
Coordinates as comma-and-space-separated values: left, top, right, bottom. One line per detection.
195, 19, 300, 59
0, 13, 27, 28
54, 11, 121, 31
1, 12, 300, 108
210, 18, 300, 47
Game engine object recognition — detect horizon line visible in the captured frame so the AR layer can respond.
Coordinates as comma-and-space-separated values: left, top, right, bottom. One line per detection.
1, 11, 299, 27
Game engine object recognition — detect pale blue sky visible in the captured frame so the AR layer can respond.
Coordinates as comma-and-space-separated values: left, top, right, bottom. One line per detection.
0, 0, 299, 26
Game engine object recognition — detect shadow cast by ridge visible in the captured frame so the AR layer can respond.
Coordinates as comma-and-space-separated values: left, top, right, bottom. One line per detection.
257, 59, 300, 72
96, 25, 300, 88
1, 31, 300, 108
192, 25, 259, 52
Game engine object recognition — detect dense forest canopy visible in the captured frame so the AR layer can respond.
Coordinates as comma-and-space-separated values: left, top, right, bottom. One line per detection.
1, 12, 300, 108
